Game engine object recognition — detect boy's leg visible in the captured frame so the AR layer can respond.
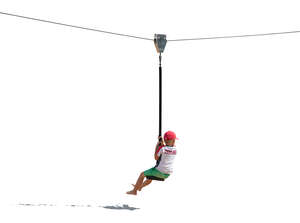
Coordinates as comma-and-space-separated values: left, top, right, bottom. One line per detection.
132, 179, 152, 191
126, 172, 145, 195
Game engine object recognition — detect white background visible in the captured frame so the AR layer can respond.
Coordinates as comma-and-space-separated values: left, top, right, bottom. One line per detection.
0, 0, 300, 222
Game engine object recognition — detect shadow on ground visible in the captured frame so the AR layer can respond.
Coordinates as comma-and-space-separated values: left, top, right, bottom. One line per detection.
17, 203, 139, 211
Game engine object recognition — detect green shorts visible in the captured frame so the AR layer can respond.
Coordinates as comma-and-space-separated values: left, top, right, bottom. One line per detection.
144, 167, 170, 180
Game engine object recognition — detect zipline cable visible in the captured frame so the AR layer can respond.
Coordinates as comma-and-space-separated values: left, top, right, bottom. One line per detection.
1, 11, 300, 42
0, 11, 152, 41
168, 30, 300, 41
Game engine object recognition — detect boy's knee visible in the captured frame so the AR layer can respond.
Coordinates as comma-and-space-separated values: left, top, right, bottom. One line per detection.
140, 172, 145, 177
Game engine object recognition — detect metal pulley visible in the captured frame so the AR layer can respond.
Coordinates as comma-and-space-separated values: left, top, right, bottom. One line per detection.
154, 34, 167, 53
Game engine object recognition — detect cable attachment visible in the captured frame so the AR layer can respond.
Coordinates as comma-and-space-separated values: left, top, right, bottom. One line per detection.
159, 53, 162, 66
154, 34, 167, 53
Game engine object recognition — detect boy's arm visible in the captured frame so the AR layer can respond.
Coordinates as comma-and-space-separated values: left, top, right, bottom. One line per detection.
154, 143, 160, 160
154, 136, 164, 160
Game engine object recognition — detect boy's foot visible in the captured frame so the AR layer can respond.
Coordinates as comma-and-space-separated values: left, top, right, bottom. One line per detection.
132, 184, 142, 191
126, 190, 137, 195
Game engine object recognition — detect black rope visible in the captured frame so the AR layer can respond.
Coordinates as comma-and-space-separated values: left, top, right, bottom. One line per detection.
0, 11, 152, 41
159, 53, 162, 138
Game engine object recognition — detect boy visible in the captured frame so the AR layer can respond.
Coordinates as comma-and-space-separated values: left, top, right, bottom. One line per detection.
126, 131, 178, 195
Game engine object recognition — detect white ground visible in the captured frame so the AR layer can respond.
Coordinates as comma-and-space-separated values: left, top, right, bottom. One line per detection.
1, 0, 300, 222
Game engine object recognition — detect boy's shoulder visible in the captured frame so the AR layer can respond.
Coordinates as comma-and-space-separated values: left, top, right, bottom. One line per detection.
164, 146, 176, 149
162, 146, 177, 154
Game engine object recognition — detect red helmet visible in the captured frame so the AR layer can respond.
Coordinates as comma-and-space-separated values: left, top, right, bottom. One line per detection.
164, 131, 179, 141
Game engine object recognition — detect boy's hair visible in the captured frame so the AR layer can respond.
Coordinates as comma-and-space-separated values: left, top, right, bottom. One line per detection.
164, 139, 175, 145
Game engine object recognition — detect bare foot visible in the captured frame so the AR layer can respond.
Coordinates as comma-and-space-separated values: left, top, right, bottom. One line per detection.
126, 190, 137, 195
132, 184, 142, 191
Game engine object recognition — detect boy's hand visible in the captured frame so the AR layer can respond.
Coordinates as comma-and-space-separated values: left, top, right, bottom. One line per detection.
158, 136, 164, 146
